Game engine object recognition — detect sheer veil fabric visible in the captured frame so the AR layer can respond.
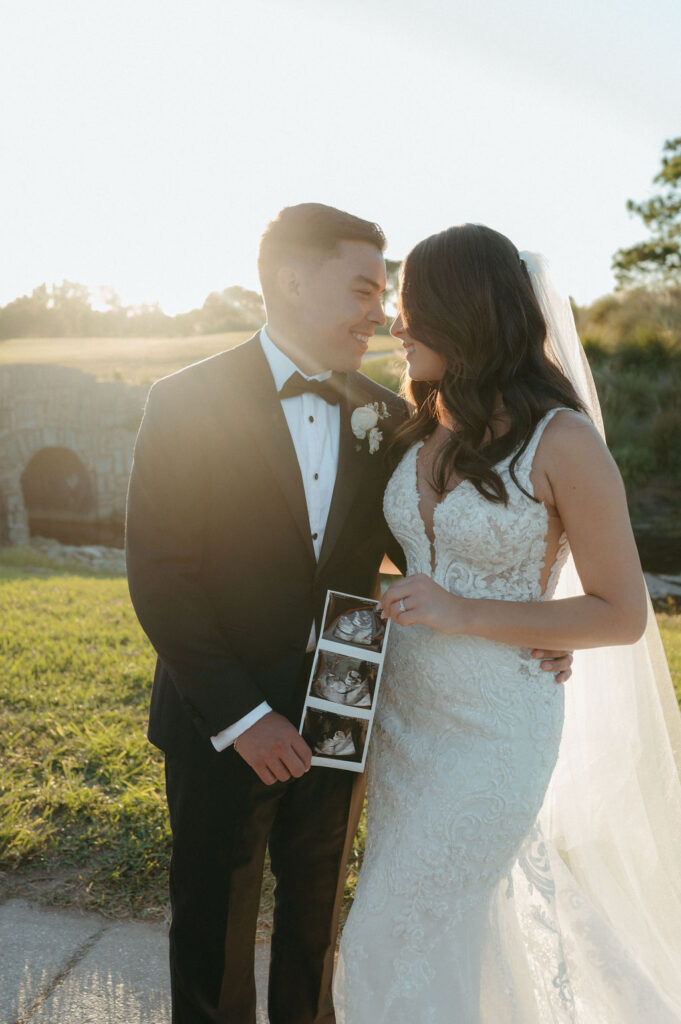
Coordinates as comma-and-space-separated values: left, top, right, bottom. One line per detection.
335, 255, 681, 1021
519, 252, 681, 1016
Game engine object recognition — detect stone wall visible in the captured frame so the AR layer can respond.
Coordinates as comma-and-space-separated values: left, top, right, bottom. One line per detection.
0, 365, 148, 546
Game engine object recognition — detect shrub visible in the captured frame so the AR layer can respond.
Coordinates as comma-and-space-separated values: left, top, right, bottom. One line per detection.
618, 334, 673, 370
658, 380, 681, 411
595, 367, 658, 422
647, 409, 681, 473
582, 337, 607, 364
611, 443, 656, 488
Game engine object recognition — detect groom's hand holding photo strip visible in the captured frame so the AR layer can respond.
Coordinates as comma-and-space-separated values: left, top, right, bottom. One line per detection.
300, 590, 391, 772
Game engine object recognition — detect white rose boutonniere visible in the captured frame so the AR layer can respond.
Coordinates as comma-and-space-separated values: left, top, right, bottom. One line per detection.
351, 401, 390, 454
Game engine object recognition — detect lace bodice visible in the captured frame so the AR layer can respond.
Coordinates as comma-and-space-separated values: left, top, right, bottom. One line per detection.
383, 408, 571, 602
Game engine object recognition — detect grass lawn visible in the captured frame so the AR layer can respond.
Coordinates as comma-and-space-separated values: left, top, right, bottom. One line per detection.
0, 562, 169, 919
0, 556, 351, 932
0, 332, 399, 386
658, 614, 681, 707
1, 553, 679, 931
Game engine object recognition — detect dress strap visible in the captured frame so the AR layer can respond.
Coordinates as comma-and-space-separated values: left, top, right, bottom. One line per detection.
512, 407, 573, 494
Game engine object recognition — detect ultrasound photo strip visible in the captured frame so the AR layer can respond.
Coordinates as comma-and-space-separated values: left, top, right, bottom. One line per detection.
299, 590, 391, 773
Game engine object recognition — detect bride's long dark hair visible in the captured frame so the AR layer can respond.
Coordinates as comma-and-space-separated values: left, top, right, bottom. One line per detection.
392, 224, 587, 503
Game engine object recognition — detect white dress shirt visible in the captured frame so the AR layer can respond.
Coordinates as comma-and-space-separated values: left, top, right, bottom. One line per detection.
211, 327, 341, 751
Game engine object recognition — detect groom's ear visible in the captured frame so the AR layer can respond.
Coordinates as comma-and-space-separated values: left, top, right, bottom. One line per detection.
276, 266, 302, 305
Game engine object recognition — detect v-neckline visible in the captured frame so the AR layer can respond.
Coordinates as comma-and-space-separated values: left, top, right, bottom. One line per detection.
407, 411, 568, 592
409, 410, 556, 571
412, 440, 471, 577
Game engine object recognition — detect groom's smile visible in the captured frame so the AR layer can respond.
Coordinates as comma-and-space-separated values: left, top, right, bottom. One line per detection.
275, 239, 387, 375
351, 330, 371, 347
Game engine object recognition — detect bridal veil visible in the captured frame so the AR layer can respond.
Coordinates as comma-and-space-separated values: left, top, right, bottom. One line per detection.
485, 253, 681, 1019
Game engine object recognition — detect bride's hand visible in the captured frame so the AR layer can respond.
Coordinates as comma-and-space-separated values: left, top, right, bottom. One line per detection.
379, 574, 468, 634
380, 578, 574, 683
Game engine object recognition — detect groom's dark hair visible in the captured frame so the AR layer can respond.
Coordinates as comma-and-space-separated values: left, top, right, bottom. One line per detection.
258, 203, 386, 299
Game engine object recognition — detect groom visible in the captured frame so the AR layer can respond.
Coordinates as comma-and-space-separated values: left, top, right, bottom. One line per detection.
126, 204, 409, 1023
126, 203, 572, 1024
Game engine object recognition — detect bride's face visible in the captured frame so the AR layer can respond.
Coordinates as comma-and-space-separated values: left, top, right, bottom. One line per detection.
391, 312, 446, 382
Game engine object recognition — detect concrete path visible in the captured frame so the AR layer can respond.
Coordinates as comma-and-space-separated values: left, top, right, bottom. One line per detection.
0, 898, 270, 1023
645, 571, 681, 599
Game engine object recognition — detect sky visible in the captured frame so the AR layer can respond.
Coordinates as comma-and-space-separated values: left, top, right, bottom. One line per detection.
1, 0, 680, 315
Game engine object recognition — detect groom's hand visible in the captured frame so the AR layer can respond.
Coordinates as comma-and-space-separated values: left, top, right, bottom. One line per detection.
532, 649, 573, 684
235, 711, 312, 785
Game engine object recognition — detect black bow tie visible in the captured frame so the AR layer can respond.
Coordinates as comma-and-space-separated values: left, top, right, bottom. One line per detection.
279, 371, 342, 405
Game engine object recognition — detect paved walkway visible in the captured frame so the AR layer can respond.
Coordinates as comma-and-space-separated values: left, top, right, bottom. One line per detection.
0, 898, 270, 1023
645, 571, 681, 599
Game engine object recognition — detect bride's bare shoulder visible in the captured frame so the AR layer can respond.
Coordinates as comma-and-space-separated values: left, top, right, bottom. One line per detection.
538, 407, 619, 481
542, 406, 603, 445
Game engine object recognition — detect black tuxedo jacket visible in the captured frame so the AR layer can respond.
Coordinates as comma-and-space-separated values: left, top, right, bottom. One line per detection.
126, 332, 408, 755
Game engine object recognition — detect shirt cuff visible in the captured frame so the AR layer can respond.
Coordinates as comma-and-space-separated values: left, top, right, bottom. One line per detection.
210, 701, 272, 752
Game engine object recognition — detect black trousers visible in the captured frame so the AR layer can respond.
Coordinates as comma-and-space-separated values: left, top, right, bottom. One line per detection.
164, 724, 364, 1023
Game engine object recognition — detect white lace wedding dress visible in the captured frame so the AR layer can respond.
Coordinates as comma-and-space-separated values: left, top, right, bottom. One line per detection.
335, 409, 681, 1023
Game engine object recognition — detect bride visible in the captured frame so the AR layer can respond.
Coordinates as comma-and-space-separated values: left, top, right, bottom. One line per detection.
335, 224, 681, 1022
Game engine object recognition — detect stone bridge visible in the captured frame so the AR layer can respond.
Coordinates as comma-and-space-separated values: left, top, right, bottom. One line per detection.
0, 365, 147, 546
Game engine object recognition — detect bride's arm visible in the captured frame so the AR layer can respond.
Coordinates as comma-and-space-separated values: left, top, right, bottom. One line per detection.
380, 414, 648, 650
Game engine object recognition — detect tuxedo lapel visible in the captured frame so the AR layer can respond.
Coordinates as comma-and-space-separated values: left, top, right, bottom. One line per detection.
225, 336, 316, 565
317, 375, 367, 574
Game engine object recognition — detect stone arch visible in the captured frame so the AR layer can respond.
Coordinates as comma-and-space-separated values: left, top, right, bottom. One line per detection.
20, 446, 96, 544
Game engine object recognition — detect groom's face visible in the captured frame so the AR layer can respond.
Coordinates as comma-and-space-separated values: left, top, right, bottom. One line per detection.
294, 240, 387, 372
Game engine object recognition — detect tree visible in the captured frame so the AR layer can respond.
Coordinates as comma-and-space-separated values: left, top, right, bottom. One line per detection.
220, 286, 265, 326
383, 258, 402, 318
612, 136, 681, 289
50, 280, 95, 335
199, 286, 265, 333
0, 280, 266, 338
0, 284, 51, 338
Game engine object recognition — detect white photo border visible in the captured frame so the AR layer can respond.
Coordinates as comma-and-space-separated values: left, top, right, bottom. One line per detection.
299, 589, 391, 773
